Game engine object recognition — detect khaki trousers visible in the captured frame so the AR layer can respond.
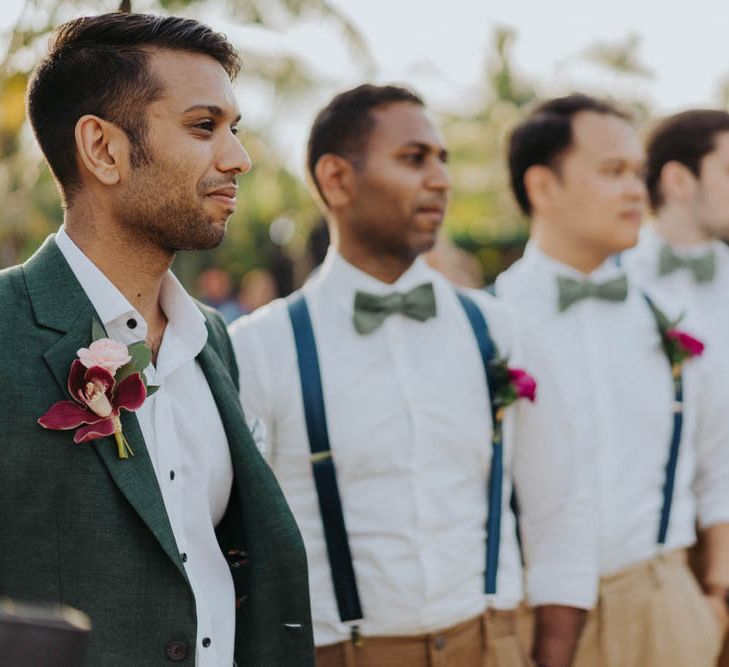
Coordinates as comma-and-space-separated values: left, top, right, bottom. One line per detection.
573, 550, 724, 667
315, 609, 530, 667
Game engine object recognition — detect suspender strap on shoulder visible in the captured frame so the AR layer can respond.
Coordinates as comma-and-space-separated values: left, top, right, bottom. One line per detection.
643, 293, 685, 544
456, 291, 503, 595
287, 295, 363, 623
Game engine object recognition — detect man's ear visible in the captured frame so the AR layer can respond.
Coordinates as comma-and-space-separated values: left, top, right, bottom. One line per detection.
314, 154, 356, 209
660, 160, 697, 203
523, 164, 558, 214
74, 115, 131, 186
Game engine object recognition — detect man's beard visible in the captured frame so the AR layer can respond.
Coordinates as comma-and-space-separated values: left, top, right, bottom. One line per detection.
116, 162, 230, 253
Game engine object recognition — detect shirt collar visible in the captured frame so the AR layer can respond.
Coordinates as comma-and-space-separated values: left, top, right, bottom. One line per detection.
54, 226, 207, 360
642, 223, 717, 259
522, 240, 625, 281
311, 246, 435, 314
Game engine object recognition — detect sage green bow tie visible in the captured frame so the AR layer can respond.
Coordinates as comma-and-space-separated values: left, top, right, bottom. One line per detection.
353, 282, 436, 334
557, 274, 629, 312
658, 244, 715, 283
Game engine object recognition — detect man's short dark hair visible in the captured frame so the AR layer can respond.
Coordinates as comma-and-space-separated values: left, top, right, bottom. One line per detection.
508, 94, 630, 216
306, 83, 424, 205
26, 12, 241, 206
645, 109, 729, 211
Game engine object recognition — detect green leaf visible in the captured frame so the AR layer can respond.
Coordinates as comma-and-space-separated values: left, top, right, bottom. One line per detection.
91, 319, 107, 342
114, 361, 137, 385
146, 384, 160, 397
127, 341, 152, 372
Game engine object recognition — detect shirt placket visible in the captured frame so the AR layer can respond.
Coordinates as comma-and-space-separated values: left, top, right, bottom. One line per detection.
384, 314, 431, 625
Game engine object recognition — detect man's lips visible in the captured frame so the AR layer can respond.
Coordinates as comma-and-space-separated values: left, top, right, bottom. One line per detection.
619, 209, 643, 224
205, 186, 238, 207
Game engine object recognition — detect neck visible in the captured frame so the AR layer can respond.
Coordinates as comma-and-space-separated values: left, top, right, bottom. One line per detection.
653, 204, 712, 247
332, 223, 415, 283
64, 206, 171, 339
531, 219, 610, 275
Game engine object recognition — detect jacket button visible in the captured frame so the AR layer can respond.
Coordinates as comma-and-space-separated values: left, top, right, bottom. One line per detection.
166, 641, 187, 661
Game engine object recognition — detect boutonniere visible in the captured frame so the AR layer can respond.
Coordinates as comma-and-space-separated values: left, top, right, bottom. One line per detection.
646, 300, 705, 377
489, 358, 537, 420
38, 321, 158, 459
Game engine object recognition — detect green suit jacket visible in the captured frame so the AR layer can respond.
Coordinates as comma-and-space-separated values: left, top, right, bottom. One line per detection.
0, 237, 314, 666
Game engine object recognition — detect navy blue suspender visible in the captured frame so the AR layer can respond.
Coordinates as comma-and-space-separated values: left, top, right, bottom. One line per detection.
614, 254, 685, 542
287, 296, 363, 629
286, 290, 505, 634
643, 293, 685, 544
456, 292, 504, 594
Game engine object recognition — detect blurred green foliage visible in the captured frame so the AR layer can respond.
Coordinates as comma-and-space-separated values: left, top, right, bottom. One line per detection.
0, 3, 669, 293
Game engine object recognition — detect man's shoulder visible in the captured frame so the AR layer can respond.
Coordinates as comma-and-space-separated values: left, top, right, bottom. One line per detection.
0, 263, 32, 331
228, 296, 293, 342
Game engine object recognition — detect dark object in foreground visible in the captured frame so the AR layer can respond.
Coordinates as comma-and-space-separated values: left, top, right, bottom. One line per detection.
0, 598, 91, 667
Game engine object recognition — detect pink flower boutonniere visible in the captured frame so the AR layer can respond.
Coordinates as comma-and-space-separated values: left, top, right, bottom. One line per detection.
646, 299, 705, 377
489, 358, 537, 421
38, 323, 158, 459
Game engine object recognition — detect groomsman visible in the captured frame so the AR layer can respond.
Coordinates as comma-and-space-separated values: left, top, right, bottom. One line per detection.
496, 94, 729, 667
623, 110, 729, 349
230, 84, 596, 667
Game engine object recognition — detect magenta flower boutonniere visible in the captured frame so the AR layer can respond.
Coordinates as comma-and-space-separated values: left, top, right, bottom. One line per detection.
38, 322, 158, 459
645, 299, 705, 377
489, 358, 537, 422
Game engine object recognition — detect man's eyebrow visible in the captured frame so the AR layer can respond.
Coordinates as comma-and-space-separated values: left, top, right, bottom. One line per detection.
400, 141, 449, 159
182, 104, 241, 124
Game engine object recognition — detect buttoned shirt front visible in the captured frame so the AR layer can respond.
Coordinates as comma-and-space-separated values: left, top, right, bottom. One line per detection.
496, 242, 729, 576
624, 225, 729, 352
230, 248, 596, 646
55, 227, 235, 666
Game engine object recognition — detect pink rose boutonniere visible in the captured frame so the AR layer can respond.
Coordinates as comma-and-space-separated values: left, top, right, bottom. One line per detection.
38, 323, 158, 459
489, 358, 537, 422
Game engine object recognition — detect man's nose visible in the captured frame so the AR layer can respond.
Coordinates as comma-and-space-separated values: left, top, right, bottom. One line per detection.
426, 159, 451, 191
219, 132, 252, 175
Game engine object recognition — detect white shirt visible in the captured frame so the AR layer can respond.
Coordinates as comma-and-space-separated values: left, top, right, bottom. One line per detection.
624, 225, 729, 352
229, 248, 596, 646
55, 228, 235, 667
496, 242, 729, 576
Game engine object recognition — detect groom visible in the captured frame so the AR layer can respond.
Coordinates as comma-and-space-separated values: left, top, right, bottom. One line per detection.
0, 12, 313, 666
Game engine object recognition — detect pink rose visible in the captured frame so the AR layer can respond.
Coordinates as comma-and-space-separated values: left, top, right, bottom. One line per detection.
77, 339, 131, 375
666, 330, 705, 358
509, 368, 537, 402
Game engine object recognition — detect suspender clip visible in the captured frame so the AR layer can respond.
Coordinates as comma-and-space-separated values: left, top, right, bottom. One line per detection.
310, 450, 332, 464
350, 624, 363, 647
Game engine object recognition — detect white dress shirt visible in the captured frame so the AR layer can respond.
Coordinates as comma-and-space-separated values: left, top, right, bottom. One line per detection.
229, 247, 596, 646
623, 225, 729, 353
496, 242, 729, 576
55, 227, 235, 667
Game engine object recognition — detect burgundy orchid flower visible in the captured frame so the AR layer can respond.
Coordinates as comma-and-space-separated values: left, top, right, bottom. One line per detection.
38, 359, 146, 458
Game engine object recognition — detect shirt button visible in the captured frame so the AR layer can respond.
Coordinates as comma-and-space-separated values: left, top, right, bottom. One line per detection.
170, 470, 175, 481
433, 635, 446, 650
202, 637, 211, 648
126, 318, 138, 330
181, 553, 187, 563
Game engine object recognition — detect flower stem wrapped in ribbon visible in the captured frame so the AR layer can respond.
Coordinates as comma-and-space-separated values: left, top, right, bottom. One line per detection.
38, 324, 158, 459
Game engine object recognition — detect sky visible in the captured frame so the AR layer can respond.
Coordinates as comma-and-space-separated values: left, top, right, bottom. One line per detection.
3, 0, 729, 170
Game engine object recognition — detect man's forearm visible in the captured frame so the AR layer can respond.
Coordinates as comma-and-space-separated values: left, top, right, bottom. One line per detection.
532, 604, 587, 667
699, 522, 729, 629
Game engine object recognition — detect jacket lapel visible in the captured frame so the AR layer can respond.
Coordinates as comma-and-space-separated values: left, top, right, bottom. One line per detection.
25, 236, 186, 579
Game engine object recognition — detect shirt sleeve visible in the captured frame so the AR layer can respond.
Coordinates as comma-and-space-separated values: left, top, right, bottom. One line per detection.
509, 312, 598, 609
692, 346, 729, 529
228, 313, 278, 465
